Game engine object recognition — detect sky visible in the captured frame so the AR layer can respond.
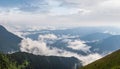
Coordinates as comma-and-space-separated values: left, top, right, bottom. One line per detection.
0, 0, 120, 27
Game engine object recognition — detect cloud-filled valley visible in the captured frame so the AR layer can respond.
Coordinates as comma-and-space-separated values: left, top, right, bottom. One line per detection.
8, 26, 117, 66
20, 37, 102, 65
1, 24, 120, 67
0, 0, 120, 69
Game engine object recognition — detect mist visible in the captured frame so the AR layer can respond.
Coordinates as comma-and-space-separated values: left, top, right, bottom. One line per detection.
20, 35, 103, 65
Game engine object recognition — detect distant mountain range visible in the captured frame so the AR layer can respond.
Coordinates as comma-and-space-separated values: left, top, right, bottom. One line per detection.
80, 49, 120, 69
1, 25, 120, 69
87, 35, 120, 53
22, 26, 120, 54
0, 25, 22, 53
80, 33, 112, 41
0, 25, 81, 69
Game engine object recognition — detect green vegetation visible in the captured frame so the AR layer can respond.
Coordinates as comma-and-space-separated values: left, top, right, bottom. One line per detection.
0, 52, 28, 69
80, 49, 120, 69
0, 52, 81, 69
9, 52, 81, 69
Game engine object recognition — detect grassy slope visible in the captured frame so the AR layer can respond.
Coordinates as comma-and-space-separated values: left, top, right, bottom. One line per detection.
80, 49, 120, 69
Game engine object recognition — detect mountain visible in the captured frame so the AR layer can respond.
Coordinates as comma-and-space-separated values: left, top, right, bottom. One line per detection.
51, 39, 88, 55
9, 52, 81, 69
0, 25, 82, 69
0, 52, 81, 69
24, 27, 108, 40
87, 35, 120, 53
80, 33, 111, 41
80, 49, 120, 69
0, 25, 22, 53
97, 35, 120, 51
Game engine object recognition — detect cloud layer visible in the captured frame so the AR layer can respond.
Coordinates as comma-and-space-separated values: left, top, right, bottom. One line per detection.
20, 36, 102, 65
67, 40, 91, 52
0, 0, 120, 27
38, 34, 58, 40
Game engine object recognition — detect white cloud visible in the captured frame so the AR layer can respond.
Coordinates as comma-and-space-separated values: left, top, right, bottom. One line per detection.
20, 38, 80, 57
79, 53, 102, 65
60, 35, 79, 39
38, 34, 58, 40
103, 31, 120, 35
67, 40, 91, 52
1, 0, 120, 27
27, 25, 56, 31
20, 38, 53, 55
100, 0, 120, 8
20, 37, 103, 65
44, 0, 90, 15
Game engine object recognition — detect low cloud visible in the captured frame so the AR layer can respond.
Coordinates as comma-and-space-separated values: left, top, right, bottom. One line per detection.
67, 40, 91, 52
60, 35, 79, 39
27, 25, 56, 31
20, 38, 58, 55
38, 34, 58, 40
20, 37, 102, 65
79, 53, 102, 65
103, 30, 120, 35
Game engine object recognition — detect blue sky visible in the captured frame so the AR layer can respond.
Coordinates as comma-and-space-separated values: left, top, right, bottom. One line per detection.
0, 0, 120, 27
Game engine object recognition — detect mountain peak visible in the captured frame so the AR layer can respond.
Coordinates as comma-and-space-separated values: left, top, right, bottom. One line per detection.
0, 25, 22, 53
0, 25, 7, 32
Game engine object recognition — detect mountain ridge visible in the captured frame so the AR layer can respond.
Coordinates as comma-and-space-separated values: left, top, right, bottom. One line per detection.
9, 52, 81, 69
0, 25, 22, 53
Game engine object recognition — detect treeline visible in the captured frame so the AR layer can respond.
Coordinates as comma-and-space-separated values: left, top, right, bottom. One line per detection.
0, 52, 28, 69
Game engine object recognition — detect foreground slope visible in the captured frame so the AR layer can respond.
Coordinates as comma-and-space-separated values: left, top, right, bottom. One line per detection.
0, 52, 81, 69
80, 49, 120, 69
0, 52, 17, 69
0, 52, 27, 69
9, 52, 81, 69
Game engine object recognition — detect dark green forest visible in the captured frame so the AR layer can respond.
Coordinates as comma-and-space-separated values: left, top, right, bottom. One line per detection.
0, 52, 28, 69
0, 52, 81, 69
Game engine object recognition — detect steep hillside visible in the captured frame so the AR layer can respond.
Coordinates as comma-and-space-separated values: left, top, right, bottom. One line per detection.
0, 25, 22, 53
0, 52, 27, 69
9, 52, 81, 69
0, 52, 81, 69
80, 49, 120, 69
